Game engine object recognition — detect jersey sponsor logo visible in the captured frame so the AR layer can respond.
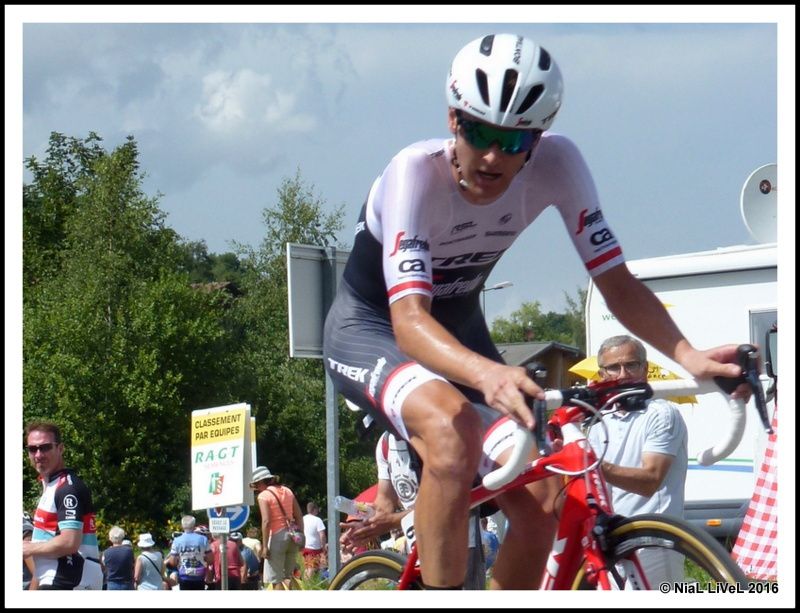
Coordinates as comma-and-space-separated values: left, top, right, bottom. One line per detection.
590, 228, 615, 246
451, 221, 477, 235
485, 230, 516, 237
389, 231, 430, 256
575, 207, 604, 235
399, 259, 426, 273
63, 494, 79, 520
355, 221, 365, 235
432, 274, 485, 298
326, 358, 369, 383
432, 249, 507, 268
439, 233, 477, 246
369, 357, 387, 397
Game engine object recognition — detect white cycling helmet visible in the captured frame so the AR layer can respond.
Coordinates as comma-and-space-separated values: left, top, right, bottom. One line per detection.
446, 34, 563, 130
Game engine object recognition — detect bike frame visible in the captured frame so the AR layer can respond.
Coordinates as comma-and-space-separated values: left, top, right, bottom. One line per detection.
395, 401, 637, 590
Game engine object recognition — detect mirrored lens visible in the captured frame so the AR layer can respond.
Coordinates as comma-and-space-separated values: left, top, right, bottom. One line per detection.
459, 118, 539, 154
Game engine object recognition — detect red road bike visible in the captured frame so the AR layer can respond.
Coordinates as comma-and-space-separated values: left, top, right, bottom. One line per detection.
329, 345, 769, 590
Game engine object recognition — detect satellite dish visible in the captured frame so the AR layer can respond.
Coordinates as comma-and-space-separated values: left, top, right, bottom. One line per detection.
740, 163, 777, 244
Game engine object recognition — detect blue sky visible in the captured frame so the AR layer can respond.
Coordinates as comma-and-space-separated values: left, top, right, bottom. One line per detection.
5, 5, 797, 606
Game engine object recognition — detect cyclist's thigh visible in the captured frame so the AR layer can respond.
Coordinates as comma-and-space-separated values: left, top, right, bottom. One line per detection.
323, 289, 447, 441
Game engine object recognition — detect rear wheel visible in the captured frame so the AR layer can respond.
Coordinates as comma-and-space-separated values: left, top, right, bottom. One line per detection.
572, 514, 748, 590
328, 550, 422, 590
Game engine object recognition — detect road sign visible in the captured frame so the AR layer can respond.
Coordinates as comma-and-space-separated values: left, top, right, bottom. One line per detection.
207, 505, 250, 531
209, 517, 230, 535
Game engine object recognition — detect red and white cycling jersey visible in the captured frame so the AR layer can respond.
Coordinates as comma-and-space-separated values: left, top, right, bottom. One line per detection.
343, 134, 624, 312
376, 431, 419, 510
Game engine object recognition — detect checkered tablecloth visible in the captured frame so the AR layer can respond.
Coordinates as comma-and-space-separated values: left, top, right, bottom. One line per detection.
731, 405, 778, 581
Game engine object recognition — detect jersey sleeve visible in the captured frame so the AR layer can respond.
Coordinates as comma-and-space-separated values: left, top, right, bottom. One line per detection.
533, 134, 625, 277
54, 477, 91, 532
373, 147, 438, 304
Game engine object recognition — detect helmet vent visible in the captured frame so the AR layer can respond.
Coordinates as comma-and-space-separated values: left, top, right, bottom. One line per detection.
479, 35, 495, 56
500, 69, 518, 113
475, 69, 490, 106
538, 48, 552, 71
516, 84, 544, 115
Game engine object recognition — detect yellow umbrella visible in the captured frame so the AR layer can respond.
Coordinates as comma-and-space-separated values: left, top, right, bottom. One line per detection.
568, 356, 697, 404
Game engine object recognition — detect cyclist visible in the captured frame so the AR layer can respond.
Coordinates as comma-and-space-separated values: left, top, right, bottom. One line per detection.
323, 33, 747, 589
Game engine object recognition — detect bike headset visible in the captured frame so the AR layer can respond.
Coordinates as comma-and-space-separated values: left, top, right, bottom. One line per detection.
446, 33, 564, 164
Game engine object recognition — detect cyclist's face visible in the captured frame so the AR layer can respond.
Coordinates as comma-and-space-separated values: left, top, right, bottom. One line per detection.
448, 108, 530, 204
26, 430, 65, 478
598, 343, 647, 382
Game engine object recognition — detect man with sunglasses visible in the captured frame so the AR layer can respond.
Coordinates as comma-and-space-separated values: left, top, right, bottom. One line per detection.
588, 335, 689, 586
323, 33, 748, 589
23, 420, 103, 589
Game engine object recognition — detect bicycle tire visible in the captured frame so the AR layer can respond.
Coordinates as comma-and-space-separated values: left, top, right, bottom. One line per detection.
328, 550, 423, 590
570, 514, 748, 590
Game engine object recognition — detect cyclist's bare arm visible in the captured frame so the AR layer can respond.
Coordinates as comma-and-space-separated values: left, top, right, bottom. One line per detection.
594, 265, 744, 385
390, 294, 540, 428
601, 451, 673, 498
339, 481, 410, 550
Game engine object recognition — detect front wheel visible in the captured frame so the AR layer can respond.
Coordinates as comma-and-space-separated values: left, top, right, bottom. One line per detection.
328, 550, 422, 590
572, 514, 748, 590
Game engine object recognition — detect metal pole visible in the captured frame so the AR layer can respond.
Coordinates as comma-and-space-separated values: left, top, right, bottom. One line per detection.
323, 247, 341, 577
220, 534, 228, 590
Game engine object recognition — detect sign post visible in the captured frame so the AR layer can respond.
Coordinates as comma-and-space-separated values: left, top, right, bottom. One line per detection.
286, 243, 349, 575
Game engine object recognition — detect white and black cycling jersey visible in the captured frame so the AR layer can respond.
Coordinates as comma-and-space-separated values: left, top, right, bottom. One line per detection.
342, 134, 623, 324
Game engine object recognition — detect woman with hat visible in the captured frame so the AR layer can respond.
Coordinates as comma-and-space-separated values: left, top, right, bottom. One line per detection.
250, 465, 304, 590
134, 533, 166, 590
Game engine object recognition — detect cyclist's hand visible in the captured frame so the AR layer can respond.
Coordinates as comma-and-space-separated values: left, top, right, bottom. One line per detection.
480, 363, 543, 430
679, 344, 751, 401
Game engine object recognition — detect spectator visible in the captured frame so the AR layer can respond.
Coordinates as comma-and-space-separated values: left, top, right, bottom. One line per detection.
22, 420, 103, 590
134, 533, 166, 590
168, 515, 213, 590
235, 531, 261, 590
209, 531, 244, 590
250, 465, 304, 590
23, 514, 36, 590
301, 501, 328, 581
587, 334, 689, 586
242, 526, 262, 561
480, 517, 500, 573
103, 525, 135, 590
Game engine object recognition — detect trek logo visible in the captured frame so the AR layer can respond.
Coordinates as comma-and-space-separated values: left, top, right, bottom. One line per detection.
399, 259, 426, 273
327, 358, 369, 383
389, 232, 430, 256
451, 221, 477, 235
432, 249, 506, 268
590, 228, 615, 246
575, 208, 604, 235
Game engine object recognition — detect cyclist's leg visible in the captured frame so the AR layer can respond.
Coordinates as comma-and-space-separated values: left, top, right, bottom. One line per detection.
401, 379, 484, 588
476, 411, 559, 589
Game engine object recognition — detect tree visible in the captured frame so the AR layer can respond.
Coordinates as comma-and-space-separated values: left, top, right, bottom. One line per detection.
227, 169, 375, 507
489, 286, 587, 351
23, 133, 238, 532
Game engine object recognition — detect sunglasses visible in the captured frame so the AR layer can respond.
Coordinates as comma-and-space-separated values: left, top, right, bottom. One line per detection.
456, 111, 541, 155
599, 361, 645, 375
26, 442, 57, 454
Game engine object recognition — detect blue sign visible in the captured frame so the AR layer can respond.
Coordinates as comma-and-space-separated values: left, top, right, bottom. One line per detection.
207, 505, 250, 531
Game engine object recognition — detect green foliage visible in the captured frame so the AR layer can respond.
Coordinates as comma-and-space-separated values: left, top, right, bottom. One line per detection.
23, 132, 238, 530
489, 286, 587, 351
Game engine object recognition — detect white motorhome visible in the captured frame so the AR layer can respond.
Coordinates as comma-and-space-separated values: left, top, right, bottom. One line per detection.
585, 242, 777, 540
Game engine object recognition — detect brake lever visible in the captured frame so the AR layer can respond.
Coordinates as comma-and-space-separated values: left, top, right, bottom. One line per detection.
713, 344, 772, 434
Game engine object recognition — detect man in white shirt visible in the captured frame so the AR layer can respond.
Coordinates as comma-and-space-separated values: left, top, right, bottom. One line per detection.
301, 502, 327, 580
587, 335, 689, 587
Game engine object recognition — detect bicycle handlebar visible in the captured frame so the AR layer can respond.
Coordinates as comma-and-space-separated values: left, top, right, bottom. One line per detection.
481, 344, 769, 490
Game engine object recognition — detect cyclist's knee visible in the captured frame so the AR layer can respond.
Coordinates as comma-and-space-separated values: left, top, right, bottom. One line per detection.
415, 408, 482, 481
